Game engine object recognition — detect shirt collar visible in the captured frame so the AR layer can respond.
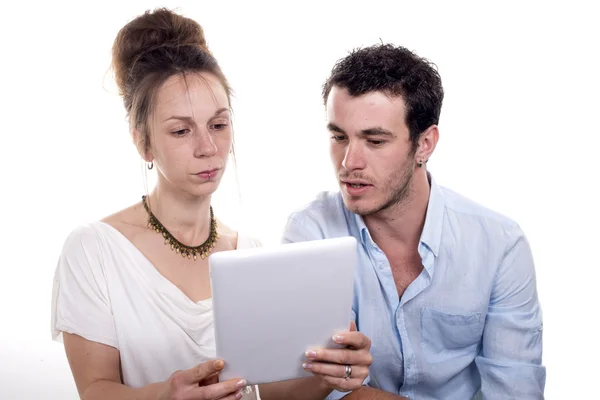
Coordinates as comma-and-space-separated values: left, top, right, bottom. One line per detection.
353, 172, 445, 257
420, 173, 445, 257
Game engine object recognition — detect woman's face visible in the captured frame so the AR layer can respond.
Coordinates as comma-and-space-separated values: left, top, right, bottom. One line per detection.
145, 72, 232, 198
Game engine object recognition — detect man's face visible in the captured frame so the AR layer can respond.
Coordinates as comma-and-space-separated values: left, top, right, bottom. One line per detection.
327, 86, 417, 216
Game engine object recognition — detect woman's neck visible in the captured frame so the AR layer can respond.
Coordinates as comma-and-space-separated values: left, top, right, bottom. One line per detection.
146, 185, 212, 246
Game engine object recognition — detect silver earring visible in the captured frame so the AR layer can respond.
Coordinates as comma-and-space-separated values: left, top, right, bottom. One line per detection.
417, 160, 423, 168
147, 161, 154, 170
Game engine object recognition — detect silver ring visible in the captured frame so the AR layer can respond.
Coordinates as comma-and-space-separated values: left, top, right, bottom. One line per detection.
344, 364, 352, 380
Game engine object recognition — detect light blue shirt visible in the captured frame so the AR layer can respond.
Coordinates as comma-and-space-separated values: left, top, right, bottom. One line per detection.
282, 175, 545, 399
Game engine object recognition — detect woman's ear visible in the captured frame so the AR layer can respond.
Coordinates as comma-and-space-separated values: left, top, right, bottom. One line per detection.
132, 128, 153, 162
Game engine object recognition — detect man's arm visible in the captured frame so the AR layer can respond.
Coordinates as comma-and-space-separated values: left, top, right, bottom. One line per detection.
259, 378, 332, 400
259, 381, 408, 400
343, 387, 408, 399
475, 228, 546, 399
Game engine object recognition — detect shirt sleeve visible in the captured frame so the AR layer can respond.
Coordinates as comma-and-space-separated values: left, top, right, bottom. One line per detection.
475, 227, 546, 399
51, 225, 118, 349
281, 211, 325, 244
282, 212, 370, 400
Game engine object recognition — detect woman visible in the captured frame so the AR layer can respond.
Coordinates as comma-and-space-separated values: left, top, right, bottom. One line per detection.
51, 7, 371, 400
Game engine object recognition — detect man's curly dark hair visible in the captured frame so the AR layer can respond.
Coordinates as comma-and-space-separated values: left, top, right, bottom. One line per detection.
323, 44, 444, 150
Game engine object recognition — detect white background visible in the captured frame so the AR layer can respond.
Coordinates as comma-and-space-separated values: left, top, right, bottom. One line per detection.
1, 0, 598, 398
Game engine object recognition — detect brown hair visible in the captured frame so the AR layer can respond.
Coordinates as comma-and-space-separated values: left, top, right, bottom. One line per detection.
111, 8, 232, 155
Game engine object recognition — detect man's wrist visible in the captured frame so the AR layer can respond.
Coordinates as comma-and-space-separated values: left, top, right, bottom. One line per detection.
317, 379, 335, 397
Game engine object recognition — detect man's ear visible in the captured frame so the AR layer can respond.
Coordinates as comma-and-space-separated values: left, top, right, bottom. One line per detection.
415, 125, 439, 164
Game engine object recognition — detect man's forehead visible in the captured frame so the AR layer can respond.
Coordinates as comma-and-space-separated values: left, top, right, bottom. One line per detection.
328, 87, 405, 112
326, 88, 408, 135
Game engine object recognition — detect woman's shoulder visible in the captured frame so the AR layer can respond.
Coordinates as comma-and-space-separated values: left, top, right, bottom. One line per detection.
60, 221, 107, 252
53, 222, 113, 283
60, 203, 142, 257
100, 202, 145, 236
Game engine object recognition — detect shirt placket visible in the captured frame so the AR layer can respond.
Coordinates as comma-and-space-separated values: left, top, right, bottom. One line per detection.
368, 244, 406, 389
396, 244, 434, 396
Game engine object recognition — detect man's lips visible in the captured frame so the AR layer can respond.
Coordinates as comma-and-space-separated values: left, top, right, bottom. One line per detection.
341, 180, 373, 196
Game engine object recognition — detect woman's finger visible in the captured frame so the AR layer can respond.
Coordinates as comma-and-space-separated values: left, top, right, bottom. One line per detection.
191, 378, 248, 400
179, 360, 225, 384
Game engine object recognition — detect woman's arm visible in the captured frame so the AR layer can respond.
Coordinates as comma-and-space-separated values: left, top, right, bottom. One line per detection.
63, 333, 246, 400
64, 333, 165, 399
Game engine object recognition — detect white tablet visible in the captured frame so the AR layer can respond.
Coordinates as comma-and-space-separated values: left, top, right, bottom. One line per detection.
209, 236, 357, 385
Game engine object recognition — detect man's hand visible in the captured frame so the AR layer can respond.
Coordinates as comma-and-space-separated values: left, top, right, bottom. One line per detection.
302, 322, 372, 392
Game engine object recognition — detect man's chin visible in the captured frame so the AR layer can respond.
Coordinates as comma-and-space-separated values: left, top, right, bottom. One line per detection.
341, 194, 379, 216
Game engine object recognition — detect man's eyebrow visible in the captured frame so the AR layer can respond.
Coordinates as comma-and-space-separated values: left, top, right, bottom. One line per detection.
327, 123, 394, 137
327, 123, 345, 133
360, 127, 394, 137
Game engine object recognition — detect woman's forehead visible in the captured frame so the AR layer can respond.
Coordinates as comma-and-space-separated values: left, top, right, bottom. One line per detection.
155, 73, 229, 118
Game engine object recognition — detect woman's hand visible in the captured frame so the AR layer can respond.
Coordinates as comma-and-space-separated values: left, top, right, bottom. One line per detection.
302, 322, 372, 392
159, 359, 248, 400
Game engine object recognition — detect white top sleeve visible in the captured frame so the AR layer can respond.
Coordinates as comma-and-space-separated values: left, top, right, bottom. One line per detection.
51, 225, 118, 349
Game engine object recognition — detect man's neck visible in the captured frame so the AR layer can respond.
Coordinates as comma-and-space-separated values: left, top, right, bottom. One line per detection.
363, 172, 431, 249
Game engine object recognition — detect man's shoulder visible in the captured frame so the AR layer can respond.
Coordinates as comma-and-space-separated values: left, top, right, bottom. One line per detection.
283, 191, 352, 241
287, 191, 346, 222
439, 185, 523, 237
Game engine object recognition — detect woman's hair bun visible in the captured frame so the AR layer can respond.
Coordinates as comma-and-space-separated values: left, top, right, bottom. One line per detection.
112, 7, 211, 96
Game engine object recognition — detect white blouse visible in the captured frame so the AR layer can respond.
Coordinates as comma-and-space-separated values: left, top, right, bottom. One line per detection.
51, 221, 261, 399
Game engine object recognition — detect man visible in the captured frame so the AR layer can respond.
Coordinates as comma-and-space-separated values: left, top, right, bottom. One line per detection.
282, 44, 545, 399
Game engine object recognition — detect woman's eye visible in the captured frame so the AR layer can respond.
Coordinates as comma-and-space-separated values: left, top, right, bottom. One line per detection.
211, 123, 228, 131
172, 128, 190, 136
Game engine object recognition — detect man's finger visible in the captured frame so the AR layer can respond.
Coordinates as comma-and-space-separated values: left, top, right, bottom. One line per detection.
331, 331, 371, 349
349, 321, 357, 332
302, 361, 368, 382
305, 347, 371, 366
311, 374, 363, 392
